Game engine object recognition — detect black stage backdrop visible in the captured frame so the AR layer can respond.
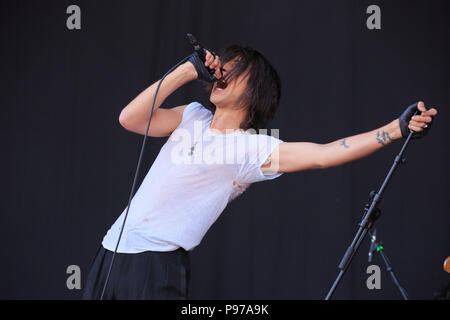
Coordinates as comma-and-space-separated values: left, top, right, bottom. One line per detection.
1, 0, 449, 299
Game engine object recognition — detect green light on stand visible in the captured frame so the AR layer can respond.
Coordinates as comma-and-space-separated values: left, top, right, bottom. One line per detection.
376, 246, 384, 252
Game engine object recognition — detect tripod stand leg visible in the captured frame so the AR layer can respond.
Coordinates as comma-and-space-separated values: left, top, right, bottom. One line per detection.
378, 250, 409, 300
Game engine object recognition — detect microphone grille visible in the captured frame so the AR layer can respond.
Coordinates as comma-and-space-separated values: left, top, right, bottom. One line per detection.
187, 33, 197, 45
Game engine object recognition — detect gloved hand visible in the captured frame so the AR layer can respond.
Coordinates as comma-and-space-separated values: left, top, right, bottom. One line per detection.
398, 101, 437, 139
187, 49, 221, 83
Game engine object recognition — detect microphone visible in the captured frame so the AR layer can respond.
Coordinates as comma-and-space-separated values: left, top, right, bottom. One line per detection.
187, 33, 217, 79
368, 228, 377, 263
186, 33, 228, 88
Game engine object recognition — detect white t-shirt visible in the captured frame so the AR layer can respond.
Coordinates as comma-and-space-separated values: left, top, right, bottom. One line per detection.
102, 102, 284, 253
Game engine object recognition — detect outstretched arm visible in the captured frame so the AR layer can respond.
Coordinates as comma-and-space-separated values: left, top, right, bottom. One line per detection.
119, 51, 221, 137
262, 101, 438, 173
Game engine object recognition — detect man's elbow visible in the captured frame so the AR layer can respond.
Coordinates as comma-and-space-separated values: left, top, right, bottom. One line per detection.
317, 156, 345, 169
315, 146, 331, 169
316, 161, 329, 169
317, 153, 342, 169
119, 110, 131, 129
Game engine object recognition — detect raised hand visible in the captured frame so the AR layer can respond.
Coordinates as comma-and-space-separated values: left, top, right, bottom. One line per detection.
186, 50, 222, 83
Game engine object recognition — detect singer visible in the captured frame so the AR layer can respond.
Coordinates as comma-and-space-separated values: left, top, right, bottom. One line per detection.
82, 44, 437, 300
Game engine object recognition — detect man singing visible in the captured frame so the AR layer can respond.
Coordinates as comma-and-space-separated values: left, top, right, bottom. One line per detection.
83, 45, 437, 299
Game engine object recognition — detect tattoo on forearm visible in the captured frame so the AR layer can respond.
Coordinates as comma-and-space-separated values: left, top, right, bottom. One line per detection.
376, 130, 393, 146
340, 139, 350, 149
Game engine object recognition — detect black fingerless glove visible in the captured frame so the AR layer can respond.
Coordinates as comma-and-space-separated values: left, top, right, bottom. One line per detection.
398, 102, 433, 139
187, 51, 217, 83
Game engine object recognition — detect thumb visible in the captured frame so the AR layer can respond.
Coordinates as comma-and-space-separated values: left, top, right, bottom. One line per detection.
417, 101, 426, 112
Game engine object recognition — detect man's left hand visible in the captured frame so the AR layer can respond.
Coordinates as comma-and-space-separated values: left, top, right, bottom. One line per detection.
398, 101, 438, 138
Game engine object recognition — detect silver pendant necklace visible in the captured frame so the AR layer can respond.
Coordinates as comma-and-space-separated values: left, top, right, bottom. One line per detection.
188, 124, 205, 156
188, 141, 198, 156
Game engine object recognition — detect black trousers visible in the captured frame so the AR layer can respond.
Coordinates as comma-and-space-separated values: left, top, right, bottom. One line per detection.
82, 245, 190, 300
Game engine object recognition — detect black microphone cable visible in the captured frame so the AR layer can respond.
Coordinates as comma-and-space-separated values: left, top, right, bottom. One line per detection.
99, 54, 191, 300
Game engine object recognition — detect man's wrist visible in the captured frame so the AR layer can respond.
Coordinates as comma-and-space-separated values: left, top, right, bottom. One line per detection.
387, 119, 402, 141
178, 62, 198, 82
391, 119, 403, 140
374, 120, 401, 147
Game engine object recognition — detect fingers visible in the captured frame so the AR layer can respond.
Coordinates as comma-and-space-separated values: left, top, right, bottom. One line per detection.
422, 107, 438, 117
401, 101, 437, 136
417, 101, 438, 117
417, 101, 426, 112
411, 115, 433, 123
204, 50, 222, 79
204, 50, 215, 67
210, 54, 221, 70
408, 124, 424, 132
409, 120, 428, 128
214, 68, 222, 80
409, 102, 432, 132
212, 55, 222, 79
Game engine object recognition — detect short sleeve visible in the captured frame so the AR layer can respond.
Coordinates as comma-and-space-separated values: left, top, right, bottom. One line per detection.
179, 101, 211, 126
238, 134, 284, 184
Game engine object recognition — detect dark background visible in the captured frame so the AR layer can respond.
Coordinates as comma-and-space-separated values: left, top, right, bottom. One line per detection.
1, 0, 449, 299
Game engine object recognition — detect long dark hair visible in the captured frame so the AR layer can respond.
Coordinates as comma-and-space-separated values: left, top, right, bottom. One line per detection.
205, 45, 281, 131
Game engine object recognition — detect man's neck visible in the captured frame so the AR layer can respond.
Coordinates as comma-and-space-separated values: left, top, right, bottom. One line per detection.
210, 106, 247, 134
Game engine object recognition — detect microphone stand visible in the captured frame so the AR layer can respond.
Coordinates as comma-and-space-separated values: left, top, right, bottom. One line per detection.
367, 229, 409, 300
325, 130, 415, 300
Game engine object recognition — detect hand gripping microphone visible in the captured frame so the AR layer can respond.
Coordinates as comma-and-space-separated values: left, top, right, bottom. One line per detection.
187, 33, 211, 66
186, 33, 218, 82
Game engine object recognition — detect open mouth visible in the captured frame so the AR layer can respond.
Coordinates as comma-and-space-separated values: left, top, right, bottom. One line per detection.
215, 79, 228, 90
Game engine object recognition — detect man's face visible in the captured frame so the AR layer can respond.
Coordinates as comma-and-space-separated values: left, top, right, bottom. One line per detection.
210, 59, 250, 109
